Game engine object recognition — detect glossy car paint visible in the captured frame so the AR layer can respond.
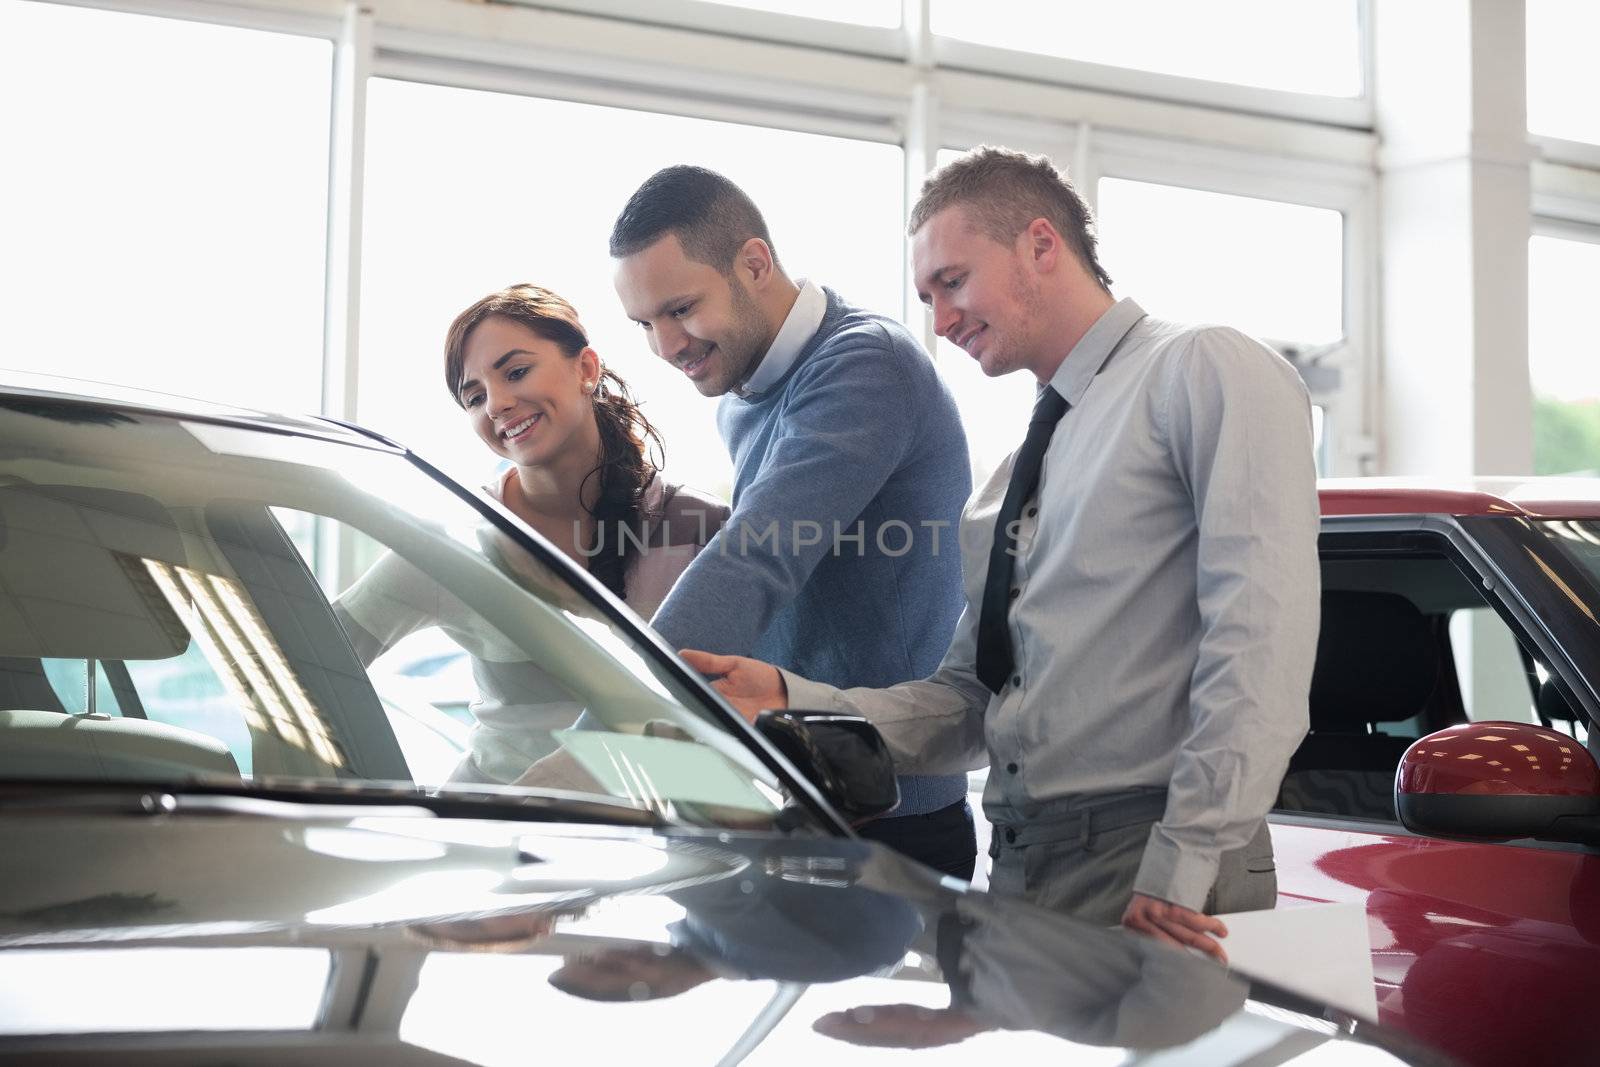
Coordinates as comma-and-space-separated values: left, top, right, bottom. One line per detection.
0, 807, 1424, 1065
1273, 819, 1600, 1067
1317, 478, 1600, 519
1397, 721, 1600, 796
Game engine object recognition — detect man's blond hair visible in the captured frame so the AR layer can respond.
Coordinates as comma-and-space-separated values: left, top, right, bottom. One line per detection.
909, 146, 1112, 293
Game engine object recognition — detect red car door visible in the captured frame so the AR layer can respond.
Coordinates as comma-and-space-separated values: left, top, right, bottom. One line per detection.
1272, 816, 1600, 1066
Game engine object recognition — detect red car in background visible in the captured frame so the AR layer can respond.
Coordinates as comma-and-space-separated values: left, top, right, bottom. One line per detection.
1271, 479, 1600, 1067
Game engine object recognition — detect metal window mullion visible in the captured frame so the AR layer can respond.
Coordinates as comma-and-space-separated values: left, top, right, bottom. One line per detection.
319, 0, 372, 594
1340, 180, 1381, 475
901, 0, 935, 343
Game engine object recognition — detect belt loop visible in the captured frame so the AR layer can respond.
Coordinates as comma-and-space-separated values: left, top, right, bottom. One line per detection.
1076, 808, 1093, 852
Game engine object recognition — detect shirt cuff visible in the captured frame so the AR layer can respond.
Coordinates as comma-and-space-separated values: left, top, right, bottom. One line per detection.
778, 668, 843, 712
1132, 825, 1220, 913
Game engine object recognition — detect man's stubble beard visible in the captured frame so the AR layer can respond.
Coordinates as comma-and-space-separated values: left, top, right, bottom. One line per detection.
985, 259, 1051, 379
708, 278, 777, 396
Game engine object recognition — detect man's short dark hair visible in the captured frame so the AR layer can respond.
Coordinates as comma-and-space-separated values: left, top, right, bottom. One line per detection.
910, 146, 1112, 293
609, 165, 781, 273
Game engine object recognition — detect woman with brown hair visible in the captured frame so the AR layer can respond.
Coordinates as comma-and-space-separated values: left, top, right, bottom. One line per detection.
444, 283, 726, 614
335, 284, 726, 784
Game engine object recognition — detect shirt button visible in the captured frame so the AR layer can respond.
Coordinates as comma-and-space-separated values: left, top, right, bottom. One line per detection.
1012, 674, 1022, 687
1008, 587, 1020, 600
1006, 762, 1018, 774
1004, 828, 1017, 844
1026, 506, 1038, 518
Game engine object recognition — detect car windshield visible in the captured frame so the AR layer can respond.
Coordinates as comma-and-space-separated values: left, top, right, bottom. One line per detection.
0, 396, 799, 832
1536, 519, 1600, 590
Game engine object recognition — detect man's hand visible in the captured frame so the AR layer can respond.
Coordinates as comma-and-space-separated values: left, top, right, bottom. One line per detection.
1121, 892, 1229, 964
812, 1004, 994, 1048
679, 650, 787, 723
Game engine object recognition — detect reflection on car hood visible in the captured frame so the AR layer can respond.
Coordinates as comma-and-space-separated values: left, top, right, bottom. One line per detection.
0, 809, 1430, 1065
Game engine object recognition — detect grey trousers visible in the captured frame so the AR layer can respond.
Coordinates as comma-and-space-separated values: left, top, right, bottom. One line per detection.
986, 789, 1277, 927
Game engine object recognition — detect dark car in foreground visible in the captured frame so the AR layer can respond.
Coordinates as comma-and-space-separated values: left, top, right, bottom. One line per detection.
1271, 479, 1600, 1067
0, 373, 1430, 1064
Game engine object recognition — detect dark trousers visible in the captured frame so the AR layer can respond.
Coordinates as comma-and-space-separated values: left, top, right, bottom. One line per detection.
858, 798, 978, 881
987, 789, 1277, 924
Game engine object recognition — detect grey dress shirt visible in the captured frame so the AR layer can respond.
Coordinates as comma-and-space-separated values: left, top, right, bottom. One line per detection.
783, 298, 1320, 910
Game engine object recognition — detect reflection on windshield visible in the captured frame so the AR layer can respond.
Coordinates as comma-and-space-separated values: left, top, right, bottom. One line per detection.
1540, 519, 1600, 586
143, 557, 347, 769
0, 407, 787, 831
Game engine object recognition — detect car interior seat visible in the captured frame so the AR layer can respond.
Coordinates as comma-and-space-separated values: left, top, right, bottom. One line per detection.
0, 484, 240, 781
1277, 590, 1441, 821
1538, 675, 1592, 734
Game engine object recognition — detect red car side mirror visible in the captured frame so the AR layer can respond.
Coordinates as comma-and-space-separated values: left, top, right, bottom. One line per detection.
1396, 722, 1600, 845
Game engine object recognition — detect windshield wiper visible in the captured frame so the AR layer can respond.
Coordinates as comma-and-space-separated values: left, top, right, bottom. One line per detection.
0, 779, 666, 828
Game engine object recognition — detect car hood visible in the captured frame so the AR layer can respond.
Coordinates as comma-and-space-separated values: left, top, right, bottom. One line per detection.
0, 805, 1432, 1065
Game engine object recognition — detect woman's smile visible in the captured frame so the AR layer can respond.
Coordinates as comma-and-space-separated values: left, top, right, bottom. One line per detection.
500, 412, 544, 444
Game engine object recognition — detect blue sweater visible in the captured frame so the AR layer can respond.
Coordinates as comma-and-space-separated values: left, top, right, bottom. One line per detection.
654, 288, 972, 816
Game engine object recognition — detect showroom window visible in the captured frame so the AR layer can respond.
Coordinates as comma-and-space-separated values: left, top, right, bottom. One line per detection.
1094, 178, 1345, 348
930, 0, 1362, 97
0, 0, 332, 414
1528, 232, 1600, 475
1095, 178, 1345, 469
1527, 0, 1600, 145
358, 78, 904, 495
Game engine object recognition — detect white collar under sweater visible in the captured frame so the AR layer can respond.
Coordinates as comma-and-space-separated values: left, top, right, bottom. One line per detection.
736, 278, 826, 398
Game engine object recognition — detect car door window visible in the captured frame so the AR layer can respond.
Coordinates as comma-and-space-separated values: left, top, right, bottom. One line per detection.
1447, 606, 1541, 725
1278, 541, 1554, 823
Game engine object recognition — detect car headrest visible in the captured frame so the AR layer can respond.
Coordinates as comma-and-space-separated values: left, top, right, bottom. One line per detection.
1310, 591, 1439, 729
0, 486, 189, 661
1538, 676, 1587, 724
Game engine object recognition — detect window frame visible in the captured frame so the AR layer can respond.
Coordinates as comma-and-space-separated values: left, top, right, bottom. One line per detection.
20, 0, 1383, 488
514, 0, 1374, 127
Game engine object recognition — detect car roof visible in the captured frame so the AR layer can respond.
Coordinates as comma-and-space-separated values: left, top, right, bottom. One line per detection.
1319, 477, 1600, 519
0, 368, 397, 450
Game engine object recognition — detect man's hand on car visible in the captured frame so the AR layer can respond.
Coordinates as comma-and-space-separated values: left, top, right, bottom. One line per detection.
1121, 892, 1228, 964
679, 650, 787, 722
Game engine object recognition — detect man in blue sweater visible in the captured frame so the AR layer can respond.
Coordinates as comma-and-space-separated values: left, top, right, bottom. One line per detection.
611, 165, 977, 877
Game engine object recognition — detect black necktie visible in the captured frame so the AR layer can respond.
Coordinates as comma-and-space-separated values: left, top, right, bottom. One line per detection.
976, 386, 1069, 694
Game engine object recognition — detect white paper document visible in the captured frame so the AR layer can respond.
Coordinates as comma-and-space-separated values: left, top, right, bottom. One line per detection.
1214, 902, 1377, 1020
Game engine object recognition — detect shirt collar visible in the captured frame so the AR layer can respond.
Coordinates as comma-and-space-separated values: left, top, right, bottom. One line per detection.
738, 278, 826, 398
1046, 297, 1146, 406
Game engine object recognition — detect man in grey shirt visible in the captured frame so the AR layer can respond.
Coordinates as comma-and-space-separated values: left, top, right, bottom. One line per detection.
686, 146, 1320, 963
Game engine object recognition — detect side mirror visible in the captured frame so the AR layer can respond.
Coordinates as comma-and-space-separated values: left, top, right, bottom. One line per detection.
755, 709, 900, 823
1396, 721, 1600, 845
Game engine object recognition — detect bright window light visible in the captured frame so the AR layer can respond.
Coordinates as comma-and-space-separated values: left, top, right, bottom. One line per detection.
937, 334, 1041, 488
1095, 178, 1345, 347
359, 79, 904, 495
930, 0, 1362, 97
1527, 0, 1600, 144
0, 0, 332, 414
1528, 234, 1600, 475
1529, 236, 1600, 402
0, 948, 329, 1033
